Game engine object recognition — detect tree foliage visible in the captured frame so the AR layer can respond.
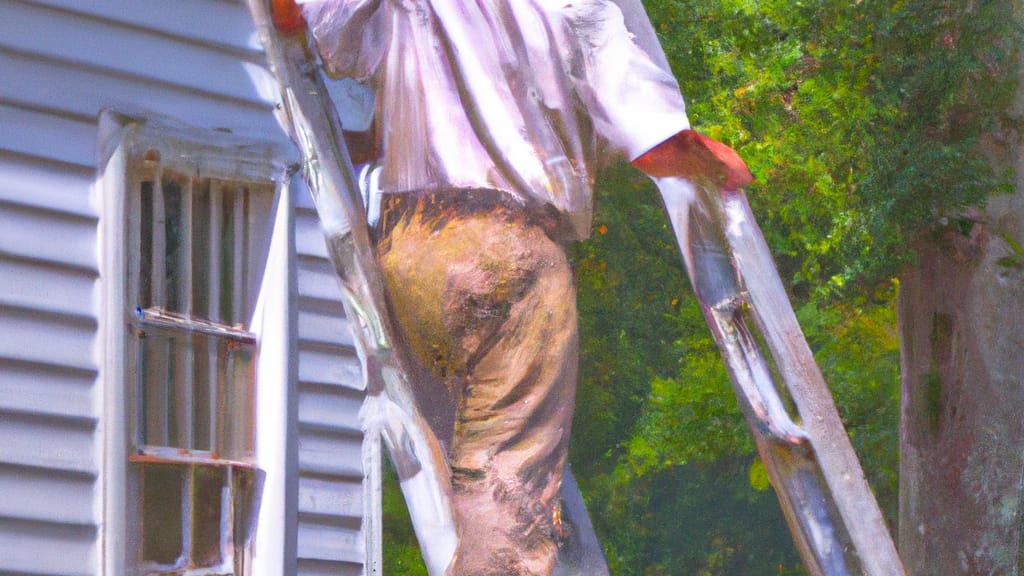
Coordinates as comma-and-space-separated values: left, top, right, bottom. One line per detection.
647, 0, 1018, 294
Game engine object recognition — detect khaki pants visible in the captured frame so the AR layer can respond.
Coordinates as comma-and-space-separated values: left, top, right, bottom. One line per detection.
377, 192, 578, 576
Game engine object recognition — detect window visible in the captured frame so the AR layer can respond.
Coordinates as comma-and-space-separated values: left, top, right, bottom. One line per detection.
128, 169, 272, 575
99, 112, 286, 576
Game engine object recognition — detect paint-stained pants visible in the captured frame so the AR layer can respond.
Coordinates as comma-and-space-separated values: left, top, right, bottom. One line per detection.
377, 192, 578, 576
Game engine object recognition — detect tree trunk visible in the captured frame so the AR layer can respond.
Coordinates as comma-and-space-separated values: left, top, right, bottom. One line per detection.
898, 139, 1024, 573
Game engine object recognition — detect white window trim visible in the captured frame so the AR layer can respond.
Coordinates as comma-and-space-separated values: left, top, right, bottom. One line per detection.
252, 169, 300, 576
96, 109, 298, 576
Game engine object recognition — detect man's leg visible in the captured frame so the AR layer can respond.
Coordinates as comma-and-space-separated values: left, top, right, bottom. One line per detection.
378, 196, 577, 576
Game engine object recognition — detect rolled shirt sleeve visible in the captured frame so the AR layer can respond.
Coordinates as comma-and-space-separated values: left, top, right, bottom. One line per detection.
301, 0, 389, 81
560, 0, 691, 161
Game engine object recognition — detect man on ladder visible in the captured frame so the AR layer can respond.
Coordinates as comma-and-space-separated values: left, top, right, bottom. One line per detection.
262, 1, 903, 575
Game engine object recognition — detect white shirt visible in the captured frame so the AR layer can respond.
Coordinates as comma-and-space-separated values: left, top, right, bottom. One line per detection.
302, 0, 690, 239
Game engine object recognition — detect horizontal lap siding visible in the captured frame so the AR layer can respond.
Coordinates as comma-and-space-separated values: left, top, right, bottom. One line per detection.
0, 148, 101, 575
0, 1, 371, 574
0, 0, 283, 167
295, 194, 372, 575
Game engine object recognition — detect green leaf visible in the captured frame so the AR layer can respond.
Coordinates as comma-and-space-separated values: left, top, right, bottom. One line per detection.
749, 458, 772, 492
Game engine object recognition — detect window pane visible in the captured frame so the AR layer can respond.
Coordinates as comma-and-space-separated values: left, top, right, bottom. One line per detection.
166, 330, 182, 447
246, 184, 275, 321
193, 334, 214, 452
139, 461, 185, 566
192, 464, 227, 568
218, 339, 256, 461
237, 188, 249, 324
140, 327, 189, 448
139, 181, 154, 310
232, 464, 265, 574
192, 179, 212, 320
219, 186, 237, 326
163, 179, 183, 313
139, 329, 170, 447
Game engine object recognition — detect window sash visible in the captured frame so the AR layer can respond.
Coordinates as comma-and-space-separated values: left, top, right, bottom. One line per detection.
135, 163, 270, 327
128, 454, 263, 573
133, 322, 256, 460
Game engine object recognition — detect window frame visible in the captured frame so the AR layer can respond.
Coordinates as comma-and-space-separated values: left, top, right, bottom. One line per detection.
97, 110, 295, 576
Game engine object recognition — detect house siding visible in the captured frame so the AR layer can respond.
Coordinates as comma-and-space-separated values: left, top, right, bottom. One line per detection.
294, 197, 374, 576
0, 135, 102, 576
0, 1, 373, 574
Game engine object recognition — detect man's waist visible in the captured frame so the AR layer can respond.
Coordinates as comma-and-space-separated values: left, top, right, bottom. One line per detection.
375, 189, 579, 245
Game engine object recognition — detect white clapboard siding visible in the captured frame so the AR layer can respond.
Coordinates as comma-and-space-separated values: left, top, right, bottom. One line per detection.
0, 1, 272, 109
25, 0, 265, 54
0, 142, 101, 575
0, 0, 284, 169
294, 195, 372, 576
0, 1, 373, 574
